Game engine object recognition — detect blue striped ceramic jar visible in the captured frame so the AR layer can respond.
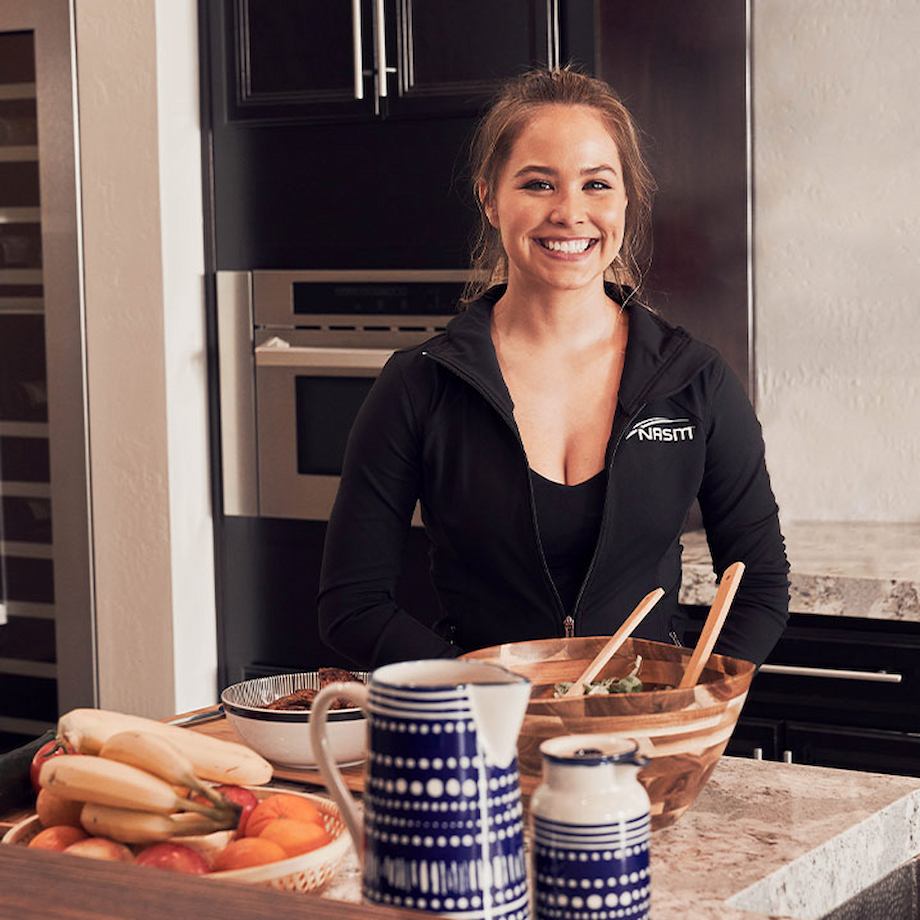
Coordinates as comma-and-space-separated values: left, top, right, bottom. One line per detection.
530, 736, 650, 920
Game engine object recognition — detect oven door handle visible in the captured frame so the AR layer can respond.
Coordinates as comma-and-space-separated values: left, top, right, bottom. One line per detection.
255, 339, 396, 372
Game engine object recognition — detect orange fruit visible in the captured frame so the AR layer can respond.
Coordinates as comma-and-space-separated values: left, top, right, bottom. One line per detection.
35, 789, 84, 829
258, 818, 330, 857
28, 825, 87, 851
245, 794, 323, 837
213, 837, 287, 871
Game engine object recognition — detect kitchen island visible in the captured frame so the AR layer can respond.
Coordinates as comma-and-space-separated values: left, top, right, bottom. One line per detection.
3, 754, 919, 919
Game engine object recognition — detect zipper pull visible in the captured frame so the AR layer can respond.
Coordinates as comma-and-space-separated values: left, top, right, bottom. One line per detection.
563, 616, 575, 639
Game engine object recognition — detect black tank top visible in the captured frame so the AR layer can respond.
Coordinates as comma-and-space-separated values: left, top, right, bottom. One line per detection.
530, 468, 606, 616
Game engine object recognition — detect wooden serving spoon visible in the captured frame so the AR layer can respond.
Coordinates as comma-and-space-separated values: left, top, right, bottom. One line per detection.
561, 587, 666, 698
678, 561, 746, 690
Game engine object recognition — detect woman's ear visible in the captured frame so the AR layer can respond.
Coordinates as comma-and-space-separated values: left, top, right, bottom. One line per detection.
477, 179, 498, 229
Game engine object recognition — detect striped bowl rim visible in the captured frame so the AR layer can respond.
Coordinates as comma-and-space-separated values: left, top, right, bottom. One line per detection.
220, 671, 369, 722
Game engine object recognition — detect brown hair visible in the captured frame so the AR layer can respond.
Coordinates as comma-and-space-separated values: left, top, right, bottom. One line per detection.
462, 67, 656, 304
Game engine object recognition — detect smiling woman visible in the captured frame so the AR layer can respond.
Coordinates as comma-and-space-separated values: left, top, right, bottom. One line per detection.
317, 69, 790, 672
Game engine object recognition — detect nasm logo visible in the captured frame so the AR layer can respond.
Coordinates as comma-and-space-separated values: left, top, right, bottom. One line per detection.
626, 416, 695, 443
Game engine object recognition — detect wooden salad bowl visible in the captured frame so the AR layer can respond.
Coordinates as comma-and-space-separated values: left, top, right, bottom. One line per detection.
462, 636, 755, 829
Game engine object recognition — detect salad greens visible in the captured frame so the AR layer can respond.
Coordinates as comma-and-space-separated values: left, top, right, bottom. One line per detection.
553, 655, 644, 697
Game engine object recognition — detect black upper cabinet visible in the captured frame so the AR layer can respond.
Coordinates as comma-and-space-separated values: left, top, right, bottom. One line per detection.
227, 0, 377, 122
382, 0, 552, 119
203, 0, 594, 269
225, 0, 557, 125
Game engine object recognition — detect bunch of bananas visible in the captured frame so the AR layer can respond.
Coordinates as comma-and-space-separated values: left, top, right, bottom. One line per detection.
39, 709, 272, 845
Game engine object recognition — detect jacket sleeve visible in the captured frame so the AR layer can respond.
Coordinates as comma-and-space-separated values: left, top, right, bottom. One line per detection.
697, 359, 790, 666
317, 352, 460, 668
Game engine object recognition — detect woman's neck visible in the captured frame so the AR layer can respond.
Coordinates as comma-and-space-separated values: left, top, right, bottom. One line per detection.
491, 276, 621, 351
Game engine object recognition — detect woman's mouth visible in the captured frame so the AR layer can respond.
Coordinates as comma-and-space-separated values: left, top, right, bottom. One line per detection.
535, 237, 599, 258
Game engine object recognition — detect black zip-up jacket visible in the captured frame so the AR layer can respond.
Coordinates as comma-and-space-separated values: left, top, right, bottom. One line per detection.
318, 286, 790, 668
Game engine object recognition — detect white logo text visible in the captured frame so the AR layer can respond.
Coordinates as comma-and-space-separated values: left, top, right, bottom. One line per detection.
626, 417, 695, 442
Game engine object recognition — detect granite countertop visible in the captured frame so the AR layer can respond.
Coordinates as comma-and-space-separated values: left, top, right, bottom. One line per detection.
321, 756, 920, 919
679, 521, 920, 622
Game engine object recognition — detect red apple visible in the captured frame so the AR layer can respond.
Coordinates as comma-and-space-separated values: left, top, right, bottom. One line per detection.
28, 825, 87, 851
135, 843, 209, 875
64, 837, 134, 862
30, 738, 75, 792
212, 785, 258, 837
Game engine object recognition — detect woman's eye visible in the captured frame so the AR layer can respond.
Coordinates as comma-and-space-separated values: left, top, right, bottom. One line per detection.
521, 179, 553, 191
585, 180, 611, 190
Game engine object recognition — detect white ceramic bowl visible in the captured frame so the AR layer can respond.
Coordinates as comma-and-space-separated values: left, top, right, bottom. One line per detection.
220, 671, 367, 768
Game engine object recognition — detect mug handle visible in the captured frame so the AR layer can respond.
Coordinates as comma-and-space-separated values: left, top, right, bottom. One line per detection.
310, 681, 369, 864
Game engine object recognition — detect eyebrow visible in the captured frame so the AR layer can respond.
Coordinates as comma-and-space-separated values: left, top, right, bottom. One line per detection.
513, 164, 620, 178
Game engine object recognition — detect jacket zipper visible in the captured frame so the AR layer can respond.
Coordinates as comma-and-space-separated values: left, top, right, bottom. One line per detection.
422, 350, 568, 630
565, 402, 646, 636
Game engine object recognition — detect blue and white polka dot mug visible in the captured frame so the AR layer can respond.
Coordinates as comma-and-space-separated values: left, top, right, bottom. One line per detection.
311, 659, 532, 920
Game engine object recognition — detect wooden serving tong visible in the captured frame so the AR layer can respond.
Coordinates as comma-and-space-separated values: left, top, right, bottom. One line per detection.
561, 588, 666, 698
678, 561, 745, 689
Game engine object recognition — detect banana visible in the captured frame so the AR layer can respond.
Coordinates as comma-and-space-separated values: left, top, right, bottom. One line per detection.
39, 755, 223, 817
80, 803, 236, 844
80, 803, 178, 844
57, 709, 272, 785
99, 731, 227, 808
168, 811, 237, 837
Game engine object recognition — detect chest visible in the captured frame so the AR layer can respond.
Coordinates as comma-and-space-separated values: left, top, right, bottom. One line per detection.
500, 349, 625, 484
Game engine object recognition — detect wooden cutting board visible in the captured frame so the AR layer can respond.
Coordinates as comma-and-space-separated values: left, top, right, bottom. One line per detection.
188, 716, 540, 797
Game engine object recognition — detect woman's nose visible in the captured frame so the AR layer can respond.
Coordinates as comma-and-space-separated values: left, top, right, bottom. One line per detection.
548, 191, 585, 225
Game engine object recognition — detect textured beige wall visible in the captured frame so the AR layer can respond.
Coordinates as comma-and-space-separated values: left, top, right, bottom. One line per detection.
753, 0, 920, 522
75, 0, 215, 715
76, 0, 175, 716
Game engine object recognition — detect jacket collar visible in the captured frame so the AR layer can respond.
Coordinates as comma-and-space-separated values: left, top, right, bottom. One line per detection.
425, 283, 714, 416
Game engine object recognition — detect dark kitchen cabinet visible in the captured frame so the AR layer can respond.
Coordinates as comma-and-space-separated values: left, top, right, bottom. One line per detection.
596, 0, 750, 390
784, 723, 920, 779
202, 0, 594, 270
223, 0, 557, 125
724, 716, 781, 762
379, 0, 554, 119
677, 609, 920, 778
222, 0, 377, 123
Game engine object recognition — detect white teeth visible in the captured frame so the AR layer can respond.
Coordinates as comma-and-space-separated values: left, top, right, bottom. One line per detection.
541, 239, 593, 253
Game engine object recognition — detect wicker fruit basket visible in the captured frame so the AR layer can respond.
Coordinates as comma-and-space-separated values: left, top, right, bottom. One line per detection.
2, 786, 352, 895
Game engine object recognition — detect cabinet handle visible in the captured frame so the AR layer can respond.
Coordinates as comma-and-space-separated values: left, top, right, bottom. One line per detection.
759, 664, 903, 684
352, 0, 364, 100
752, 747, 763, 761
374, 0, 388, 98
548, 0, 560, 69
782, 750, 793, 764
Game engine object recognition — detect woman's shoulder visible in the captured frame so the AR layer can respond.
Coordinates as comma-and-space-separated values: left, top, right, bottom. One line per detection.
380, 332, 452, 399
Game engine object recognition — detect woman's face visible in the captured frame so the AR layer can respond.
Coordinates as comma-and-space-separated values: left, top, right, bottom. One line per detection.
483, 104, 628, 296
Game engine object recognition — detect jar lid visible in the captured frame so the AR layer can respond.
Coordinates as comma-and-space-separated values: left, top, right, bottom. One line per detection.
540, 734, 643, 766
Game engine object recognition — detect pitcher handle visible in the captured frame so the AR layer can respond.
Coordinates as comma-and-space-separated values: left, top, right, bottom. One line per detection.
310, 681, 369, 864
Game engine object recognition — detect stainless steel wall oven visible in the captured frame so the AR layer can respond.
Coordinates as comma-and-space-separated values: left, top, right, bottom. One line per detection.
216, 270, 467, 520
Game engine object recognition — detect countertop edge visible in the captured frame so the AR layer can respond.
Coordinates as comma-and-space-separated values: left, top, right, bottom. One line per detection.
726, 786, 920, 918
